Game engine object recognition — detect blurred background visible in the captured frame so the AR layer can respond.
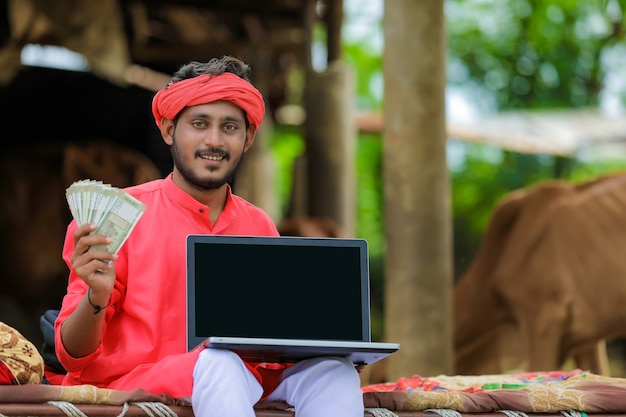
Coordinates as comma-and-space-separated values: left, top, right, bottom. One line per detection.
1, 0, 625, 381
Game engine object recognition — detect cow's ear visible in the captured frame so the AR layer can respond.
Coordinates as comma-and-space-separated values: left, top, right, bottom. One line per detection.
160, 118, 175, 146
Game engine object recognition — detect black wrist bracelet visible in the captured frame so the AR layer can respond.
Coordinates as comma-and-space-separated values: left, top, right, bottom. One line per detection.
87, 288, 106, 315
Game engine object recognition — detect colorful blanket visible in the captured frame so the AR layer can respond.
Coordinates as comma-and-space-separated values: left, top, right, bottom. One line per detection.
362, 370, 626, 413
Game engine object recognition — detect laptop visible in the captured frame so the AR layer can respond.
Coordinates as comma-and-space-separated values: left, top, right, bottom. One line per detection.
185, 234, 399, 365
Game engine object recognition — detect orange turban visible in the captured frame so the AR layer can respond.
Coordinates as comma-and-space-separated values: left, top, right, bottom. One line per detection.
152, 72, 265, 129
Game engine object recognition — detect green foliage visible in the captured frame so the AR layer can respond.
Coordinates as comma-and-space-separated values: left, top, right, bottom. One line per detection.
355, 133, 385, 254
569, 157, 626, 182
355, 133, 385, 340
269, 125, 305, 215
447, 0, 625, 109
343, 42, 383, 111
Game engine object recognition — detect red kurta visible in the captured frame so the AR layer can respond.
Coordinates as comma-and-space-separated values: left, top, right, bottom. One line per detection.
54, 174, 281, 399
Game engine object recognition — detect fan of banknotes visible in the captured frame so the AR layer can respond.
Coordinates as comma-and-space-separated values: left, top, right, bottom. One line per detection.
65, 180, 146, 255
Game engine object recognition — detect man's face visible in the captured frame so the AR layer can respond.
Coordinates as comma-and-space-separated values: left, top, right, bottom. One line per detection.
166, 100, 255, 191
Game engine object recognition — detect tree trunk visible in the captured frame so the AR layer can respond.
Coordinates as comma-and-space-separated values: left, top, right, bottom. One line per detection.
383, 0, 453, 379
303, 61, 356, 235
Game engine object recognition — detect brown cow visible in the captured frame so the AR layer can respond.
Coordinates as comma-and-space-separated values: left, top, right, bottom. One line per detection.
0, 140, 161, 346
454, 171, 626, 376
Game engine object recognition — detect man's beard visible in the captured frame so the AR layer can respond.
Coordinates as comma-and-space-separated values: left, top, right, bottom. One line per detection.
170, 134, 245, 191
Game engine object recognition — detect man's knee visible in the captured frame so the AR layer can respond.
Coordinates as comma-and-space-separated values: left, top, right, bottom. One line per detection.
295, 356, 360, 385
194, 348, 247, 379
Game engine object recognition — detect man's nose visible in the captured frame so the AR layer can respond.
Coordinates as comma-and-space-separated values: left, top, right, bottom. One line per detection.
203, 126, 223, 146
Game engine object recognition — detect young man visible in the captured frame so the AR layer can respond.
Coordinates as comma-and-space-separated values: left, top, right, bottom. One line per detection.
54, 56, 364, 416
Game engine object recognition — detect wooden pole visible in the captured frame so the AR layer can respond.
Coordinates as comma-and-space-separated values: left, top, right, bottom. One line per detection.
383, 0, 453, 379
325, 0, 343, 62
303, 61, 356, 235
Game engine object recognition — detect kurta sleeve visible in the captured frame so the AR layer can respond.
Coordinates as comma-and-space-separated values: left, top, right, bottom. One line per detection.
54, 221, 124, 373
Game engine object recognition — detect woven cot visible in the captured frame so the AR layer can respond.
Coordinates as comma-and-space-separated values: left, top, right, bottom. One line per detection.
3, 321, 626, 417
3, 370, 626, 417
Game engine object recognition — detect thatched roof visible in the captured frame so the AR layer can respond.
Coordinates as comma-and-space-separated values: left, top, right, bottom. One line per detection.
1, 0, 325, 104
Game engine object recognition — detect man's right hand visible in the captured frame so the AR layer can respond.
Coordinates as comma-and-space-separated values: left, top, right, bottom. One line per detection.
70, 223, 117, 302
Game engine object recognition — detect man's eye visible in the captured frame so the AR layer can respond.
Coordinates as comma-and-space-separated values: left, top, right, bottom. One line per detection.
192, 121, 206, 128
224, 124, 237, 131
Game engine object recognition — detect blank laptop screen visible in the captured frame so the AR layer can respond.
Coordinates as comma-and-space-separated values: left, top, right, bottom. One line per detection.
186, 235, 371, 350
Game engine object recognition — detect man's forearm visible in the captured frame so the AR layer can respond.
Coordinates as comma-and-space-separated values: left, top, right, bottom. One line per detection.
60, 289, 110, 358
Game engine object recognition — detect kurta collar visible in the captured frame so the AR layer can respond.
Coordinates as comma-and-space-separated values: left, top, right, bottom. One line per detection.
161, 173, 240, 230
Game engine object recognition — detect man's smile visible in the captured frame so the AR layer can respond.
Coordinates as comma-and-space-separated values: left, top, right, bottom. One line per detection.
197, 150, 227, 161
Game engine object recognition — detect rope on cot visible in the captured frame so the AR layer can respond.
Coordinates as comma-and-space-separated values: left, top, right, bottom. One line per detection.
116, 402, 131, 417
47, 401, 131, 417
497, 410, 530, 417
48, 401, 89, 417
561, 410, 588, 417
132, 402, 179, 417
365, 408, 400, 417
47, 401, 177, 417
425, 408, 463, 417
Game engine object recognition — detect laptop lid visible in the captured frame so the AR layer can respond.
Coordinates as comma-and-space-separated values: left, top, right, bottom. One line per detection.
185, 234, 372, 351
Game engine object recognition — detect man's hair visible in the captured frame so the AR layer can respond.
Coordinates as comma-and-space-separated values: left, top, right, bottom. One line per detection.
168, 56, 253, 128
170, 56, 252, 84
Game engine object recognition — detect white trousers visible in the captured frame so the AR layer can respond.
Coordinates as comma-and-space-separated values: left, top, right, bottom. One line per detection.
191, 348, 364, 417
